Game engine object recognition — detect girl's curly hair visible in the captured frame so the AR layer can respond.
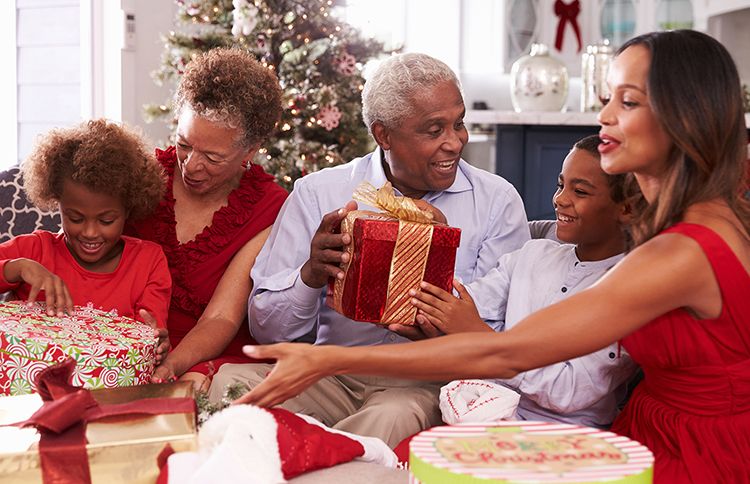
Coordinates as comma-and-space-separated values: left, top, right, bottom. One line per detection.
174, 47, 283, 148
21, 119, 165, 220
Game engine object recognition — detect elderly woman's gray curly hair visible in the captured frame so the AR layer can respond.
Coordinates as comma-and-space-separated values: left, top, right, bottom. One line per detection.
362, 53, 461, 134
174, 48, 282, 148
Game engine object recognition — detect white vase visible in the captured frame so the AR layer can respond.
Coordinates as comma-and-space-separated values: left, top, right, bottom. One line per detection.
510, 43, 569, 112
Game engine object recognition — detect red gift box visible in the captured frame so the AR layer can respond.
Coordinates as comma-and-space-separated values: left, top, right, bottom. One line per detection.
327, 211, 461, 325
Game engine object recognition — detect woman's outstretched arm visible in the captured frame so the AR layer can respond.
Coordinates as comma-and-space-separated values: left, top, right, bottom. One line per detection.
237, 230, 719, 407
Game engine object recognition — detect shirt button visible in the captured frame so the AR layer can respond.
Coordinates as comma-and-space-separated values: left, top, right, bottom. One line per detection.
561, 287, 568, 293
609, 352, 616, 359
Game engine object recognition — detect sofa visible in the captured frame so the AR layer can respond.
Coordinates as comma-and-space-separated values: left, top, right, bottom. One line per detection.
0, 166, 61, 243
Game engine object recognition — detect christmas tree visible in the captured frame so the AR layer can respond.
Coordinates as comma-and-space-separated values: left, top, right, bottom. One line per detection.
145, 0, 389, 190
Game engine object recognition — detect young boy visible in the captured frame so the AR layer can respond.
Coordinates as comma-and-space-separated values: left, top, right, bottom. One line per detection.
411, 135, 641, 429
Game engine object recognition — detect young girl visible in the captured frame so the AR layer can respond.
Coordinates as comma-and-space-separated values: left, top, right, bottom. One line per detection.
0, 119, 171, 359
237, 30, 750, 482
409, 135, 641, 429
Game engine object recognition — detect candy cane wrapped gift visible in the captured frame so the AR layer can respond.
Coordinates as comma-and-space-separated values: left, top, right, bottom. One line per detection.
0, 301, 158, 395
327, 182, 461, 325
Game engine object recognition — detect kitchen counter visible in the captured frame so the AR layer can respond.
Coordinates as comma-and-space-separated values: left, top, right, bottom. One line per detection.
466, 110, 750, 127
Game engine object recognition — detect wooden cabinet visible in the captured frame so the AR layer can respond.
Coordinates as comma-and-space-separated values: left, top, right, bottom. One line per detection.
495, 124, 598, 220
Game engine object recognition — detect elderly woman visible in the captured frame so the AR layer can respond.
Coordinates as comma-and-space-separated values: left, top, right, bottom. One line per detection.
209, 52, 529, 447
126, 48, 288, 391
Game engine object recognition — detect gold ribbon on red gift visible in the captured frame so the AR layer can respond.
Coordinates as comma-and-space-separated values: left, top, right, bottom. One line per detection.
3, 358, 195, 484
331, 182, 437, 325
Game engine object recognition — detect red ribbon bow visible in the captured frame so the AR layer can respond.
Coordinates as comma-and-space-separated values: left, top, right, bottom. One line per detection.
6, 358, 195, 484
554, 0, 582, 53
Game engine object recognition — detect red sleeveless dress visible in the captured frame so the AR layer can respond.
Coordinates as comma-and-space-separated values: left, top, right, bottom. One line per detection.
611, 223, 750, 483
126, 147, 288, 376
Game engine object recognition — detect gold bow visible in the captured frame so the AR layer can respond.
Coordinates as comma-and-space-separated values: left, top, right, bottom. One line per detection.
352, 181, 433, 224
329, 181, 436, 325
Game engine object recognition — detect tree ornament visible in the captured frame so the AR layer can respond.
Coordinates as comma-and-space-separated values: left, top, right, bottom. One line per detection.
317, 104, 342, 131
186, 3, 201, 17
232, 0, 259, 37
333, 51, 357, 76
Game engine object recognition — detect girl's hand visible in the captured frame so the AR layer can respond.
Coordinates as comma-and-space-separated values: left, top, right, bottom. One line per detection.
409, 278, 492, 334
4, 258, 73, 316
139, 309, 170, 364
233, 343, 325, 407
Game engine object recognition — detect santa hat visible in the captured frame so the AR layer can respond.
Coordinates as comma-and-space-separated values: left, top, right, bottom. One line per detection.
165, 405, 397, 484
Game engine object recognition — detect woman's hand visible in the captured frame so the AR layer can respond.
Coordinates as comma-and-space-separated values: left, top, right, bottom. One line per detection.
233, 343, 327, 407
152, 359, 177, 384
300, 201, 357, 288
179, 372, 210, 394
409, 279, 492, 334
3, 258, 73, 316
139, 309, 170, 364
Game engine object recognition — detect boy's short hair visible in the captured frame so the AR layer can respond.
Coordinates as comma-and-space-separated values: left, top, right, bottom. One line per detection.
573, 135, 630, 204
22, 119, 165, 220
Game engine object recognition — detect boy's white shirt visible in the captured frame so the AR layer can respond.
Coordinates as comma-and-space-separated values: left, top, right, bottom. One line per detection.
457, 238, 638, 429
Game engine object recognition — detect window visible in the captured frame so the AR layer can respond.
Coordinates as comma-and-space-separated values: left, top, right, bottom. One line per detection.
0, 1, 18, 169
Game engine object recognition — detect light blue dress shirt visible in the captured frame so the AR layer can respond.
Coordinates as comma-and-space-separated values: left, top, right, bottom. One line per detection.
249, 148, 530, 347
465, 238, 639, 428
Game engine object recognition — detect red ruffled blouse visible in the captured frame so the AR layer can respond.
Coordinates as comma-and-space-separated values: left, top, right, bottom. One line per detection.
126, 147, 288, 374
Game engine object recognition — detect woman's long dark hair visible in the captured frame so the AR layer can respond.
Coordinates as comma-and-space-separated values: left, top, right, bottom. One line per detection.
617, 30, 750, 244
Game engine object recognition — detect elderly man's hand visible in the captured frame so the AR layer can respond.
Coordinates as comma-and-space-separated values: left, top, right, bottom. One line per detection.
300, 200, 358, 288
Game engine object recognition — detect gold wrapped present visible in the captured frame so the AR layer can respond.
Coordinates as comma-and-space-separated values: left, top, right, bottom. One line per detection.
0, 375, 196, 483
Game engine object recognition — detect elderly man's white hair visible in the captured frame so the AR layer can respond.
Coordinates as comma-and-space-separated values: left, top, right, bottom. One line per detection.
362, 53, 461, 134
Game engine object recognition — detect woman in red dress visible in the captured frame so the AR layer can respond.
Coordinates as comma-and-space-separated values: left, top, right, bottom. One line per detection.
127, 48, 287, 392
235, 30, 750, 482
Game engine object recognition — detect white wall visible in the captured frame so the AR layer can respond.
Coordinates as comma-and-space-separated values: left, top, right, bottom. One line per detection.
16, 0, 81, 165
707, 7, 750, 82
119, 0, 177, 148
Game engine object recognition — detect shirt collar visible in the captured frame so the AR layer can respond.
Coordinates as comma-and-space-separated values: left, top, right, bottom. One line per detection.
367, 148, 473, 200
573, 251, 625, 271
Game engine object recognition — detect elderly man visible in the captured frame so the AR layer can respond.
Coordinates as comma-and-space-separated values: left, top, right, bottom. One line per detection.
208, 53, 529, 447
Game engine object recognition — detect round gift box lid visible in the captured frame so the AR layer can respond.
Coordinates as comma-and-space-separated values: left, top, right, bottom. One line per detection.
409, 421, 653, 483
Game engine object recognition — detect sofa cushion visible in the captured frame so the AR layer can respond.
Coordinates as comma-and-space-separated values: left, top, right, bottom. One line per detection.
0, 167, 61, 243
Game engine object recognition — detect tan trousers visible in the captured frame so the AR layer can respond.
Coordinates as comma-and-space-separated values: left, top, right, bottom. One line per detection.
208, 363, 443, 448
